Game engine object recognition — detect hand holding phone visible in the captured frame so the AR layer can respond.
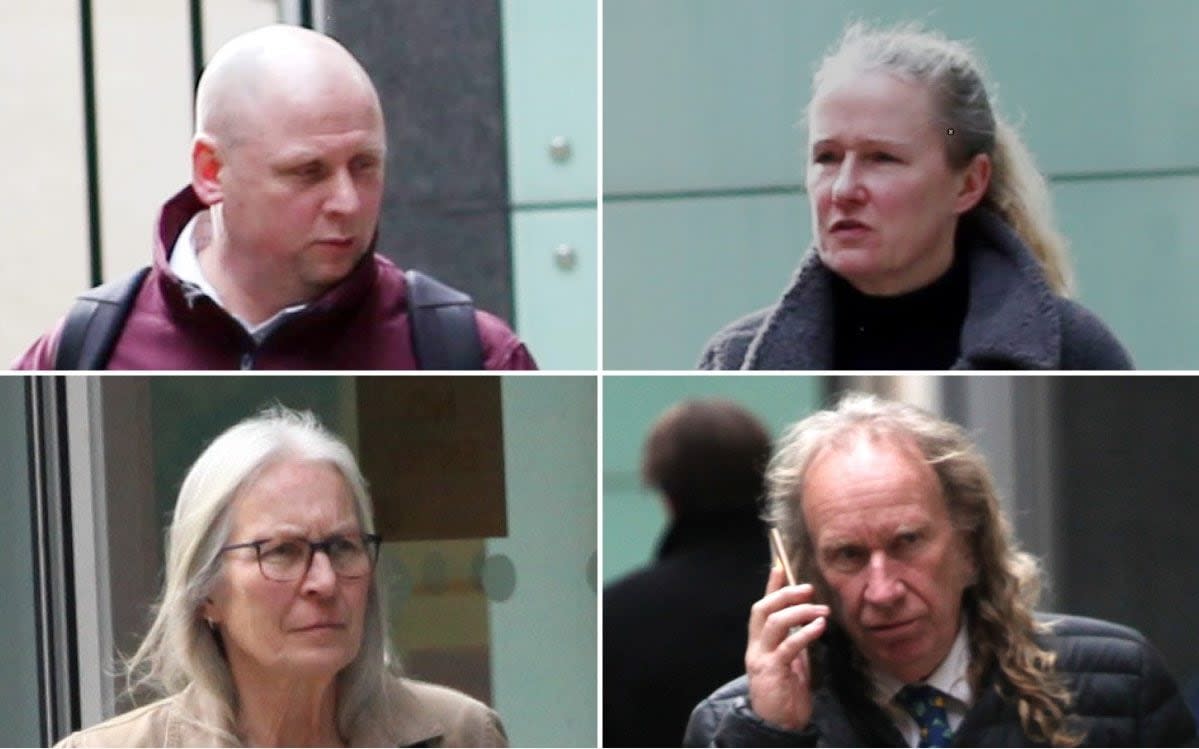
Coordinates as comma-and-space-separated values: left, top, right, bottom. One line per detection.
744, 528, 830, 730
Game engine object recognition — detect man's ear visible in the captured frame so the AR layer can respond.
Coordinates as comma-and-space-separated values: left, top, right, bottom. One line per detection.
953, 152, 992, 215
192, 134, 224, 206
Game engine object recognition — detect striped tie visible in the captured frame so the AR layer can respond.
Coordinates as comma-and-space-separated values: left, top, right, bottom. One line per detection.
895, 683, 955, 748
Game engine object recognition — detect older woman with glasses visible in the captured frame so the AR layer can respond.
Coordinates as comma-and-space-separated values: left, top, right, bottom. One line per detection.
57, 408, 506, 747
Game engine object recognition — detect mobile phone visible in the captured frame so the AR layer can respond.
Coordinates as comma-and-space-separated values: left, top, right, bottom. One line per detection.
769, 527, 798, 586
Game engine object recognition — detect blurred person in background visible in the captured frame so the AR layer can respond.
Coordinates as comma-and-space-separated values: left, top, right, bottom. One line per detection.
700, 23, 1130, 371
605, 399, 773, 746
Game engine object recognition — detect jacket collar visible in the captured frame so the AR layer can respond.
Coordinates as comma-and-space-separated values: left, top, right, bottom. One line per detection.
655, 510, 764, 560
352, 676, 447, 747
743, 208, 1063, 370
162, 684, 238, 747
742, 249, 835, 369
161, 677, 448, 747
954, 209, 1061, 369
151, 185, 382, 331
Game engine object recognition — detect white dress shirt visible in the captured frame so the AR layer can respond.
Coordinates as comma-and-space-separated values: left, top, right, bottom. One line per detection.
869, 621, 973, 747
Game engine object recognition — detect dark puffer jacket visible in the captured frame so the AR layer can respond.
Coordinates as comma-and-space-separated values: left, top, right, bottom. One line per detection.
698, 210, 1133, 371
684, 615, 1196, 747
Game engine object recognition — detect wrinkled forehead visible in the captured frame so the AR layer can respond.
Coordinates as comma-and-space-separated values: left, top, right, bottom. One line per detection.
228, 458, 365, 539
813, 424, 927, 463
800, 429, 942, 519
806, 68, 940, 145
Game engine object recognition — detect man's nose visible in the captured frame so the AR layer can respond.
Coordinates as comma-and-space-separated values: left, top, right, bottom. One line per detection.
862, 551, 904, 607
325, 168, 362, 215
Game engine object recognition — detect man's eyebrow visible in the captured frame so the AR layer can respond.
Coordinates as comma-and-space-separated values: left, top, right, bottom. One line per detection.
817, 536, 860, 552
273, 145, 386, 166
271, 154, 324, 171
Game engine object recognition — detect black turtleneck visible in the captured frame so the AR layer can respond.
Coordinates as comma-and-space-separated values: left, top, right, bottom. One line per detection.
832, 251, 970, 369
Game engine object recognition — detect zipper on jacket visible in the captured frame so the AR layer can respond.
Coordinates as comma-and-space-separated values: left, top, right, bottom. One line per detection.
240, 352, 253, 370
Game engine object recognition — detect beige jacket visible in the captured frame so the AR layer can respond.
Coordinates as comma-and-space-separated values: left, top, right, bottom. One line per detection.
54, 676, 507, 747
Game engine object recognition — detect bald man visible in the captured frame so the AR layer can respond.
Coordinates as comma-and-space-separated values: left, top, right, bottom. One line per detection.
16, 25, 536, 371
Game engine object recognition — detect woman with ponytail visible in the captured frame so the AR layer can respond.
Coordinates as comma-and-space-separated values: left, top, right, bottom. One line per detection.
700, 23, 1131, 370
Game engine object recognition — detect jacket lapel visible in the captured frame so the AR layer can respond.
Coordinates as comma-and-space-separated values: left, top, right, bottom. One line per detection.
954, 210, 1061, 369
351, 677, 446, 747
743, 251, 837, 369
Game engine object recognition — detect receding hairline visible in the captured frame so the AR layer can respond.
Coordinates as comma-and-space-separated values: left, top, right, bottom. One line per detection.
809, 419, 926, 461
194, 24, 381, 143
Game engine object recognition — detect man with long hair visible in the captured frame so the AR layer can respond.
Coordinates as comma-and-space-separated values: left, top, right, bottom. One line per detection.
686, 394, 1194, 746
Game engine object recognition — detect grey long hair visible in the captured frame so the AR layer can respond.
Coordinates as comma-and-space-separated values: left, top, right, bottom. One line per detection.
123, 407, 392, 743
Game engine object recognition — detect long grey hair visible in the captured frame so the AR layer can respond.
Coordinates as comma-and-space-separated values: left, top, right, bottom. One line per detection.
123, 407, 392, 743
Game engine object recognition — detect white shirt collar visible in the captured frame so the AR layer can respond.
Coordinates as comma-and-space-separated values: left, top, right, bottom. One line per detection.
168, 211, 307, 342
169, 212, 221, 301
867, 619, 974, 746
870, 618, 974, 707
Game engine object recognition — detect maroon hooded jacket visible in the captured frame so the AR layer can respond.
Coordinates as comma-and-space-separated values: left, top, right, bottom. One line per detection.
15, 187, 537, 371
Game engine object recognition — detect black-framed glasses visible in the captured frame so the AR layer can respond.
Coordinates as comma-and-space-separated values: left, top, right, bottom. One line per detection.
220, 533, 382, 582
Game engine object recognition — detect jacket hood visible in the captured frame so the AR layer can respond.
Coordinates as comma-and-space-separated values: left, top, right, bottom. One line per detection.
150, 185, 385, 333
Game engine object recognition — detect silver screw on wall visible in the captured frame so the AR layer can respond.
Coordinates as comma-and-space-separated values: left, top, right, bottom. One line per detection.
548, 135, 572, 163
554, 243, 578, 271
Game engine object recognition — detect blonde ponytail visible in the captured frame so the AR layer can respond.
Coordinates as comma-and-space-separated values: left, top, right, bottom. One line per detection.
984, 118, 1072, 295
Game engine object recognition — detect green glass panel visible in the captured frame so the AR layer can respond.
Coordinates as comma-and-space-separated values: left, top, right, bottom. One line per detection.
604, 193, 808, 369
603, 485, 669, 586
602, 375, 822, 582
502, 0, 597, 203
490, 377, 597, 747
512, 208, 597, 370
1054, 176, 1199, 369
604, 0, 815, 194
605, 0, 1199, 194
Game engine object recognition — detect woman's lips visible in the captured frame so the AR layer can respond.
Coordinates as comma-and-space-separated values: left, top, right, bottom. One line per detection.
829, 219, 871, 238
294, 622, 345, 632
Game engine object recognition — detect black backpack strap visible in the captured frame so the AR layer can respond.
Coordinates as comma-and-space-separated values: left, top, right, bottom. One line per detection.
54, 266, 151, 370
404, 269, 485, 370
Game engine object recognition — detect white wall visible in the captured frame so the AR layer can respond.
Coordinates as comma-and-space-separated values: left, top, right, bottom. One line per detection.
2, 1, 279, 364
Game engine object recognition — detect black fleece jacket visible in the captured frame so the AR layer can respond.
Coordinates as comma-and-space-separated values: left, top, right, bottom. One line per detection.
684, 615, 1196, 747
698, 210, 1133, 371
